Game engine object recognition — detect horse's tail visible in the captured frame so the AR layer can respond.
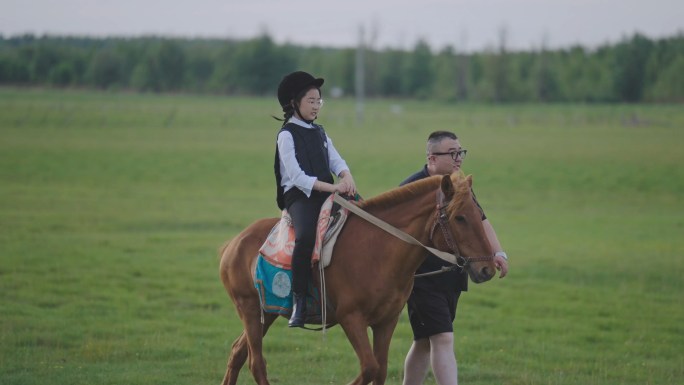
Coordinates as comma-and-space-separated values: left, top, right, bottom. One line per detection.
218, 218, 279, 295
218, 240, 232, 261
218, 237, 239, 290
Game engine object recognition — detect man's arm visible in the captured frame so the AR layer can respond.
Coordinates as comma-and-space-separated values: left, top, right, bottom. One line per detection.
483, 219, 508, 278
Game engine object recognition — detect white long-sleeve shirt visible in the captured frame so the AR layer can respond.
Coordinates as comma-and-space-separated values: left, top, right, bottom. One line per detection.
277, 117, 350, 197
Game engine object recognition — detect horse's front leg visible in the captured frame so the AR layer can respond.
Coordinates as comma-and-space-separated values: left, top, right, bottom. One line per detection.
371, 315, 400, 385
339, 311, 379, 385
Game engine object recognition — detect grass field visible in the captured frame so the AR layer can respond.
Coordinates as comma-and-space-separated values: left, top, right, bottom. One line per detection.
1, 87, 683, 385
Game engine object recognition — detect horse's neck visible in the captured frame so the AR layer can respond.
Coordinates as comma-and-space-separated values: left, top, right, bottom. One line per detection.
361, 176, 442, 237
365, 190, 438, 275
369, 192, 436, 236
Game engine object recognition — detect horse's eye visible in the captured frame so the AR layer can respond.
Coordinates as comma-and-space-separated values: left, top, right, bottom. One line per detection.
454, 215, 466, 223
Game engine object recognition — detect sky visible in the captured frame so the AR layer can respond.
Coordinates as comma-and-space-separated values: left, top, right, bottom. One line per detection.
1, 0, 682, 51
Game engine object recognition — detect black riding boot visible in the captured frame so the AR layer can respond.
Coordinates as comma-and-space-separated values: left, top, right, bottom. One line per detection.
288, 293, 307, 328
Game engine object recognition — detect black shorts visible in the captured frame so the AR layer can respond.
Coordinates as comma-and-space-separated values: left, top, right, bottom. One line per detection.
407, 286, 462, 340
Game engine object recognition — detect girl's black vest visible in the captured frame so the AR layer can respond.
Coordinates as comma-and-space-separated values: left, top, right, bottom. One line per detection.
274, 123, 334, 209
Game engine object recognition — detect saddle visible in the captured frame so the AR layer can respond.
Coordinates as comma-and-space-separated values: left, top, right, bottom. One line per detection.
254, 194, 352, 319
259, 193, 349, 269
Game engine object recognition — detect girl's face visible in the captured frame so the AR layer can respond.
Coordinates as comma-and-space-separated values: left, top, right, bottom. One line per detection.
295, 88, 323, 121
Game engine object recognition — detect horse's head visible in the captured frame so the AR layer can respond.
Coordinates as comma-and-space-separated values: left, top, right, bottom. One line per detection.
434, 173, 497, 283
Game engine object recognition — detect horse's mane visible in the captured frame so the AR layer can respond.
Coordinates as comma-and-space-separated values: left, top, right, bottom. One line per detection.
359, 171, 471, 213
445, 172, 472, 218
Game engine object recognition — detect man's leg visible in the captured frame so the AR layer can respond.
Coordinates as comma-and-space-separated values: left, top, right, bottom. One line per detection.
403, 338, 431, 385
429, 332, 458, 385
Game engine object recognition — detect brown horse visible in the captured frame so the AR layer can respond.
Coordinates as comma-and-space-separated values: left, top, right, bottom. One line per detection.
219, 172, 497, 385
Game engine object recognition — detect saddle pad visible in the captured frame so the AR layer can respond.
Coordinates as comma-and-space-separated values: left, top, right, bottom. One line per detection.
254, 254, 323, 317
254, 254, 292, 315
259, 211, 295, 269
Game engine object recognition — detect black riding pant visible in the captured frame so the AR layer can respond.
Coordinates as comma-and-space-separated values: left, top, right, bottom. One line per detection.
284, 188, 329, 296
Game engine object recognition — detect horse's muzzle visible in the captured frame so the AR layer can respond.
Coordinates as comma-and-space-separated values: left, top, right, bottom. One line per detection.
468, 264, 496, 283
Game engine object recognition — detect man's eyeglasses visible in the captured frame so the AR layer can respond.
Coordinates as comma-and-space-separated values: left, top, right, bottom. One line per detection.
305, 98, 324, 107
431, 149, 467, 161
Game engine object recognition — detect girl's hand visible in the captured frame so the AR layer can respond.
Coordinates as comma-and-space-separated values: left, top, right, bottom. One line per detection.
339, 172, 356, 196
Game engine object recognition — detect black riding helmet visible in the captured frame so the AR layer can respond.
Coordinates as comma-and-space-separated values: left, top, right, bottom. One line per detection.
277, 71, 324, 112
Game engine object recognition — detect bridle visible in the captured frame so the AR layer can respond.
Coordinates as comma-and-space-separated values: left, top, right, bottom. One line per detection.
429, 189, 467, 269
331, 189, 493, 277
421, 189, 494, 276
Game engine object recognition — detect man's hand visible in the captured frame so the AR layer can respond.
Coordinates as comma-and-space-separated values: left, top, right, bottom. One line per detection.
494, 254, 508, 278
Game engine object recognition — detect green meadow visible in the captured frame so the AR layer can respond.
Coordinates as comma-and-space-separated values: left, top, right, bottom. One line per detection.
1, 88, 682, 385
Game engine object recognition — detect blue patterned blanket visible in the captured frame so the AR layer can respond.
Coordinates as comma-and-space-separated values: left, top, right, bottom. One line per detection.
254, 254, 321, 318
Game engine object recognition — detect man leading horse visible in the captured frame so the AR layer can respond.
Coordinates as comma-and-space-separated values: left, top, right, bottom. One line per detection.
401, 131, 509, 385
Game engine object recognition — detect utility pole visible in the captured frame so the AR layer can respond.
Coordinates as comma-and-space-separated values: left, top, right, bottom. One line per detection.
355, 24, 365, 125
457, 30, 469, 102
537, 31, 550, 102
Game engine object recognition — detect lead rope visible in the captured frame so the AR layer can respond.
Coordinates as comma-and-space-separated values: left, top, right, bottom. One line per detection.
414, 265, 460, 277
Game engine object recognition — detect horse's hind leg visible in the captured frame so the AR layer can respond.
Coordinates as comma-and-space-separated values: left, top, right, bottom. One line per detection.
221, 313, 278, 385
222, 331, 248, 385
244, 299, 278, 385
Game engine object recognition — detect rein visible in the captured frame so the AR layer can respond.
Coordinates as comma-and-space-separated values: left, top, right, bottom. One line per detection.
332, 192, 493, 272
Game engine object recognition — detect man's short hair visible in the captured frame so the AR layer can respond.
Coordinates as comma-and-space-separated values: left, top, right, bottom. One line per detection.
428, 131, 458, 142
427, 131, 458, 155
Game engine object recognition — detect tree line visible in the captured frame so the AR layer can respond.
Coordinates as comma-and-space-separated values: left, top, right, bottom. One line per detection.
0, 32, 682, 103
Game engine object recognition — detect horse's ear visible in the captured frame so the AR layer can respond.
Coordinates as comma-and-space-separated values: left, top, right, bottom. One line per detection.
466, 174, 473, 187
441, 174, 455, 199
